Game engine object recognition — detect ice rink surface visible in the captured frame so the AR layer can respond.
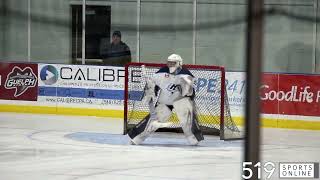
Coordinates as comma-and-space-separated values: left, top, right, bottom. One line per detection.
0, 112, 319, 180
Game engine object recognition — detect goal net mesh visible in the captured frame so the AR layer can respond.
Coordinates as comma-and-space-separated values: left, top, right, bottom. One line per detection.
124, 63, 242, 140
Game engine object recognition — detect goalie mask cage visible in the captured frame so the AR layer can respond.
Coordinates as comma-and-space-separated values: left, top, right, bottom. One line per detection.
124, 62, 243, 140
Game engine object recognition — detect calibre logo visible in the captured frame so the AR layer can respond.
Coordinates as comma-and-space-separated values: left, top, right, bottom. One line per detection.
40, 65, 58, 85
60, 67, 124, 82
5, 66, 37, 97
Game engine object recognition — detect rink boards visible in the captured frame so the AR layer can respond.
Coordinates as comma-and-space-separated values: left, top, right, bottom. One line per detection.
0, 62, 320, 130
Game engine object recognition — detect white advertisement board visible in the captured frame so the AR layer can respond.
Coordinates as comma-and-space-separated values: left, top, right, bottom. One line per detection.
226, 71, 246, 116
38, 64, 125, 110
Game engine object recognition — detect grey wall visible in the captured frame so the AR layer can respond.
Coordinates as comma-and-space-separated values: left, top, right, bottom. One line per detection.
196, 0, 246, 69
140, 0, 194, 64
263, 2, 316, 73
30, 0, 71, 64
1, 0, 28, 62
0, 0, 3, 58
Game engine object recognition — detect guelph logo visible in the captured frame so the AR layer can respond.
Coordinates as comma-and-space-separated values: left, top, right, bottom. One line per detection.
5, 66, 37, 97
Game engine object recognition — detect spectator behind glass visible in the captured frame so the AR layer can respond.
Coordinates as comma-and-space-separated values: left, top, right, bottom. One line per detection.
101, 31, 131, 66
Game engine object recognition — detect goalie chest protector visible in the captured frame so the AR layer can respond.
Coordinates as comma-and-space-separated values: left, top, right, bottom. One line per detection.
152, 66, 194, 105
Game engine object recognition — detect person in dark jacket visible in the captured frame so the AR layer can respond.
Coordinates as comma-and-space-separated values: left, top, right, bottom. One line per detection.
101, 31, 131, 66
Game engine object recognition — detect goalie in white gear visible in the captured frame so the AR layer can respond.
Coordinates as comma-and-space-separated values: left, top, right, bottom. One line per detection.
127, 54, 204, 145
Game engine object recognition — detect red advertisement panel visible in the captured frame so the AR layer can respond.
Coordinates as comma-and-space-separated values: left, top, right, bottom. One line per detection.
0, 63, 38, 101
260, 73, 320, 116
278, 74, 320, 116
260, 73, 279, 114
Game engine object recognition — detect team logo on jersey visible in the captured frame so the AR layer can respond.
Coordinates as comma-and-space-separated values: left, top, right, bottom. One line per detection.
4, 66, 37, 97
166, 83, 180, 93
165, 73, 169, 78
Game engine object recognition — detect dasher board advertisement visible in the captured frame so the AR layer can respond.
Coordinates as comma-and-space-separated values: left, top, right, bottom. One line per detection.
38, 64, 125, 109
261, 73, 320, 116
0, 62, 38, 101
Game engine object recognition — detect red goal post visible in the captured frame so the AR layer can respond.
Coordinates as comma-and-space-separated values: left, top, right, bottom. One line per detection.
124, 62, 242, 140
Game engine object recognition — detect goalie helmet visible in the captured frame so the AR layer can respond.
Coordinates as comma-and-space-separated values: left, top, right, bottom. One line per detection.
167, 54, 183, 74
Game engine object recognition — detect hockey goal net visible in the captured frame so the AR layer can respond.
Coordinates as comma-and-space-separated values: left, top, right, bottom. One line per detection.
124, 62, 242, 140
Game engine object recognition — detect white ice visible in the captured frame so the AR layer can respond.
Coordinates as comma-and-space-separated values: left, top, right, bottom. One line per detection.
0, 112, 319, 180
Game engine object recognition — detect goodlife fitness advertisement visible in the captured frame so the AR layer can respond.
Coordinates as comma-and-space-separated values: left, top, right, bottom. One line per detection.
0, 62, 38, 101
261, 73, 320, 117
38, 64, 125, 109
226, 72, 320, 117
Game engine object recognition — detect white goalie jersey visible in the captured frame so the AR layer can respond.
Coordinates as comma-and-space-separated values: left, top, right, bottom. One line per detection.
145, 66, 195, 105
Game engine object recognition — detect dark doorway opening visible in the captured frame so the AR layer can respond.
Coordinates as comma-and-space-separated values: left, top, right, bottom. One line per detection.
71, 5, 111, 64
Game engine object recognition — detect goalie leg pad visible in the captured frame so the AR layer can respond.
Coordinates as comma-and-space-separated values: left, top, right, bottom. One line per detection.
173, 97, 204, 145
127, 114, 150, 143
128, 104, 172, 145
155, 104, 173, 123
